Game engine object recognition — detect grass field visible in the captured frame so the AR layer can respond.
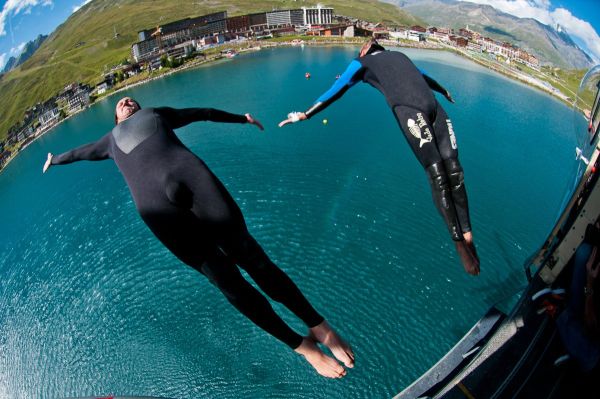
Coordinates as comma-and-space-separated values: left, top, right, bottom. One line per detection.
0, 0, 423, 141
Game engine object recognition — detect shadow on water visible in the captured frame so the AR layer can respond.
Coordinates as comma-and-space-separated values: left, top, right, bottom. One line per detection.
480, 231, 528, 307
449, 231, 529, 340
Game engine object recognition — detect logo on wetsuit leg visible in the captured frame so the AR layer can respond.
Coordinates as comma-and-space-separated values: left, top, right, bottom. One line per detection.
407, 113, 433, 148
447, 119, 457, 150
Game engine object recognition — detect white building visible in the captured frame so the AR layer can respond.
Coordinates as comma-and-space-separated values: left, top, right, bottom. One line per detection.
302, 6, 333, 26
266, 10, 293, 28
39, 108, 60, 127
68, 89, 91, 114
96, 82, 109, 95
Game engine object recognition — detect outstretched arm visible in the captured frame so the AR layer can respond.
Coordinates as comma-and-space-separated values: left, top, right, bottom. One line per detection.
43, 133, 112, 173
279, 60, 363, 127
420, 71, 455, 103
155, 107, 263, 130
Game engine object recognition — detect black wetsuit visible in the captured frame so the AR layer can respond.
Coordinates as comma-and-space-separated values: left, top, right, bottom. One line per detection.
305, 50, 471, 241
51, 107, 323, 349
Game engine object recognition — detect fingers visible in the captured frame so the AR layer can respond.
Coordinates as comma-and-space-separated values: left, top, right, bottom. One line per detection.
245, 113, 264, 131
43, 153, 53, 173
251, 118, 264, 131
278, 119, 293, 128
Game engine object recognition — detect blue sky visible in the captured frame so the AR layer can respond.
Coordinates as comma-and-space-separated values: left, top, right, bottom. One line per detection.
0, 0, 90, 69
0, 0, 599, 70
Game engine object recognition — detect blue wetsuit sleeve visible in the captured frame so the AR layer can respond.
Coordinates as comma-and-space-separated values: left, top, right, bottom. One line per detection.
155, 107, 247, 129
51, 133, 112, 165
304, 60, 363, 119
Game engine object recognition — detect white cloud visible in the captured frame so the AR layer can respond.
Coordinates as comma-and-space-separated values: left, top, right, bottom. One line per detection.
0, 0, 54, 36
0, 52, 6, 70
72, 0, 92, 14
462, 0, 600, 63
10, 41, 26, 54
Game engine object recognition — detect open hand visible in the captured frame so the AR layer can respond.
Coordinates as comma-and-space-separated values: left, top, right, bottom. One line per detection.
43, 153, 53, 173
279, 112, 307, 127
245, 114, 264, 131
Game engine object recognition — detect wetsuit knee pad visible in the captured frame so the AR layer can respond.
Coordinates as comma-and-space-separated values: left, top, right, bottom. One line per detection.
444, 158, 464, 189
443, 158, 471, 234
426, 162, 451, 209
426, 162, 462, 241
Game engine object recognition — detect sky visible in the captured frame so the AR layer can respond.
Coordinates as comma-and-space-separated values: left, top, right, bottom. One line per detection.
0, 0, 599, 70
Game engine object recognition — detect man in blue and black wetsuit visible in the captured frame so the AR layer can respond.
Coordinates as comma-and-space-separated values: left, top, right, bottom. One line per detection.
280, 39, 480, 275
43, 97, 355, 378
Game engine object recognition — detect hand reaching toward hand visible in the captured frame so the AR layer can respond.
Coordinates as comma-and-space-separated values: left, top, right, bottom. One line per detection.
43, 153, 53, 173
278, 112, 307, 127
245, 114, 264, 131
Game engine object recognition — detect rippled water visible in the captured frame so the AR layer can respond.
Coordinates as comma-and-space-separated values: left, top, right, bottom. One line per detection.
0, 47, 578, 398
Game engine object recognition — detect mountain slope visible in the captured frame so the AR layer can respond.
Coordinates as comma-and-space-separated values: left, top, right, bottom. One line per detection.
1, 34, 48, 74
0, 0, 422, 141
390, 0, 593, 69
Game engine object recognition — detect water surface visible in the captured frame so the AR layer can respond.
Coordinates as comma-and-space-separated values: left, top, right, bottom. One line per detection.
0, 47, 579, 398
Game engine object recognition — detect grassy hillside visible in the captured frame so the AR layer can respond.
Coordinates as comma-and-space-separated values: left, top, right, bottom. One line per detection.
0, 0, 422, 141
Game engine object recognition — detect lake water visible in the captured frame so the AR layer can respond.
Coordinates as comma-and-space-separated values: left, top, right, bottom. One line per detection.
0, 46, 580, 398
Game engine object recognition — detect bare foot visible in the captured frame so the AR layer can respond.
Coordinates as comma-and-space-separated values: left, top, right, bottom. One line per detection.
295, 337, 346, 378
309, 320, 355, 368
463, 231, 480, 263
455, 240, 480, 276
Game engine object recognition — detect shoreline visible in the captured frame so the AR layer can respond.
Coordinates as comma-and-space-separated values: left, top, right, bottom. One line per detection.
0, 38, 577, 174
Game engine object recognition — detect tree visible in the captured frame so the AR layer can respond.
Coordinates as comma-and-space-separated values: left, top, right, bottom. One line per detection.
160, 55, 169, 68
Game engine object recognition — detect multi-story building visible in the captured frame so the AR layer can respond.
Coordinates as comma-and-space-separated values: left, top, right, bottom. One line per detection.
133, 11, 228, 62
266, 10, 293, 28
68, 86, 91, 114
138, 12, 227, 41
132, 39, 159, 63
188, 17, 227, 39
500, 43, 518, 59
290, 9, 304, 26
458, 27, 473, 40
429, 27, 451, 41
467, 41, 483, 52
450, 35, 468, 47
39, 107, 60, 128
303, 6, 333, 25
227, 15, 250, 33
248, 12, 268, 32
264, 8, 310, 29
480, 37, 502, 54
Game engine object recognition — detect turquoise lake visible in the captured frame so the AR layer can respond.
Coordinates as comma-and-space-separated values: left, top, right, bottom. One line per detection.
0, 46, 581, 398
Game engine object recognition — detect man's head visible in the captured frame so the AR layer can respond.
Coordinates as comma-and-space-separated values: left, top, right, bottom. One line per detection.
359, 38, 385, 57
115, 97, 140, 124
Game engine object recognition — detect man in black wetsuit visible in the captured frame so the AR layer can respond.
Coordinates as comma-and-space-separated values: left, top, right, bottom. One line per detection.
43, 97, 354, 378
280, 39, 480, 275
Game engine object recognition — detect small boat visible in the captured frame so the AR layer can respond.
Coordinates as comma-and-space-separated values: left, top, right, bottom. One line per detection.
223, 49, 237, 58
